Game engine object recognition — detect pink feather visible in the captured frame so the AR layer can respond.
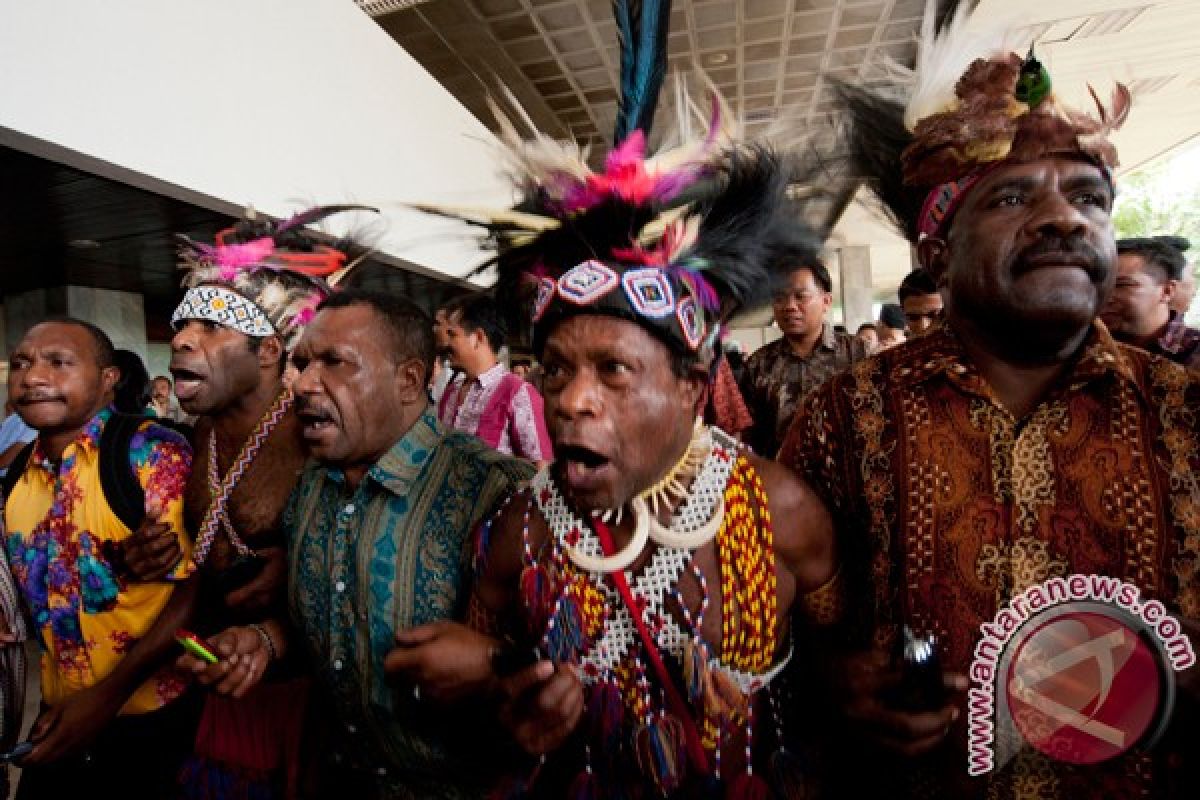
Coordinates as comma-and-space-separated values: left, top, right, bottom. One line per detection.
213, 237, 276, 271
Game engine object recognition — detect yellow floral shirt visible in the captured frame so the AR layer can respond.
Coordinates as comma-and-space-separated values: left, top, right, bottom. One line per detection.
4, 408, 194, 714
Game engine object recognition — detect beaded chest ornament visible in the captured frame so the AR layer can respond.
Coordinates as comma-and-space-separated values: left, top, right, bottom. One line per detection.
523, 425, 789, 796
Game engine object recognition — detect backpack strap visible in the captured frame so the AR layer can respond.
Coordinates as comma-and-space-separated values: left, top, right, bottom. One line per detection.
99, 413, 147, 532
1, 442, 36, 501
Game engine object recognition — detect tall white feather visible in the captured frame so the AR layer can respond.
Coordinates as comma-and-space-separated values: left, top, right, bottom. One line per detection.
903, 0, 1007, 132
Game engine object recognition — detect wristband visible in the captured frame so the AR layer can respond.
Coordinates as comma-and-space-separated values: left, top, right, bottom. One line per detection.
249, 623, 277, 661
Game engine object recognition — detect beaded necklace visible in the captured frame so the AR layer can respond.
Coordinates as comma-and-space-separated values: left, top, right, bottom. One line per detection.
526, 426, 788, 796
192, 390, 293, 566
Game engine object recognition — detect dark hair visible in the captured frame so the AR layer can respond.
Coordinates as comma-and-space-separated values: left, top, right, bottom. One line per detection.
317, 289, 435, 380
879, 303, 906, 331
39, 317, 116, 368
856, 322, 877, 334
771, 258, 832, 294
443, 293, 507, 353
898, 268, 939, 303
113, 349, 151, 414
1117, 236, 1189, 282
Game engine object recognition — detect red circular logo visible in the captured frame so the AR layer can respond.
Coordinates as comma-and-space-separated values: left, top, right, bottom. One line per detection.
1005, 611, 1162, 764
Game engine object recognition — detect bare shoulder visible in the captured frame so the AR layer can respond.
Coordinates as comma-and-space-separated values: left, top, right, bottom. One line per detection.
745, 451, 835, 593
476, 482, 540, 587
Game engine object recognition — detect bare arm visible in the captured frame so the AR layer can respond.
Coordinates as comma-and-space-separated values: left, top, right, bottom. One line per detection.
750, 453, 837, 608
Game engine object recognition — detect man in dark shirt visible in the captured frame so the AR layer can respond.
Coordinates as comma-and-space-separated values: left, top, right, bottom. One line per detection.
1101, 235, 1200, 367
741, 256, 866, 457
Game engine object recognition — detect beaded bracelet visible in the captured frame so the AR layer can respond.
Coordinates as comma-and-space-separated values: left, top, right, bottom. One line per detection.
249, 623, 277, 661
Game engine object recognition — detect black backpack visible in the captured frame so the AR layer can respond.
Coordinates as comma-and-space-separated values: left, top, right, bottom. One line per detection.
1, 412, 146, 531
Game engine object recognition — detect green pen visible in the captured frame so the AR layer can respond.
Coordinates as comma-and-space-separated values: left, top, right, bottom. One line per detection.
176, 629, 219, 664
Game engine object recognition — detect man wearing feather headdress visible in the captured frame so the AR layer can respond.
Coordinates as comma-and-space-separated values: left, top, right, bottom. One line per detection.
780, 2, 1200, 797
126, 206, 373, 798
398, 2, 842, 796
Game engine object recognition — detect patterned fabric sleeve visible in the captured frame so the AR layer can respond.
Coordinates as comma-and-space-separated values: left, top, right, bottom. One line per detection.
129, 421, 195, 581
510, 383, 553, 462
0, 521, 27, 781
778, 378, 846, 518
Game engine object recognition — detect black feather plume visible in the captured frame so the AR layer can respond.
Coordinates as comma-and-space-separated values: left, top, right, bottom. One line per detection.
613, 0, 673, 145
833, 79, 925, 242
682, 146, 795, 315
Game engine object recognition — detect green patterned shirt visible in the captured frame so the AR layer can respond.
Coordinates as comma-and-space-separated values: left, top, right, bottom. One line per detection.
286, 410, 532, 798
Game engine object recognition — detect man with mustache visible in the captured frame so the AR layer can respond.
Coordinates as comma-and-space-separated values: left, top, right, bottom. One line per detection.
183, 289, 533, 799
741, 249, 866, 458
125, 208, 366, 797
1101, 235, 1200, 368
4, 319, 198, 798
783, 17, 1200, 798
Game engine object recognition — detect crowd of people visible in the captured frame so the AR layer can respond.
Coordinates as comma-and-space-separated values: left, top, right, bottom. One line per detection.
1, 3, 1199, 799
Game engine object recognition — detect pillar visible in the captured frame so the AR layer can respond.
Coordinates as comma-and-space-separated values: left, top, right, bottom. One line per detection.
838, 245, 874, 331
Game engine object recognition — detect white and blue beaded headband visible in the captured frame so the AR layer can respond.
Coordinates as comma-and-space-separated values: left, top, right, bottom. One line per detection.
170, 285, 276, 338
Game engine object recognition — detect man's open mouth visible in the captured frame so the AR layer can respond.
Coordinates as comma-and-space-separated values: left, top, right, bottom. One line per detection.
170, 367, 206, 400
557, 443, 614, 489
297, 408, 335, 437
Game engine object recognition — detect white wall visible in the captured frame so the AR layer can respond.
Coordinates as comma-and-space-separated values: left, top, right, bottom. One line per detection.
0, 0, 510, 278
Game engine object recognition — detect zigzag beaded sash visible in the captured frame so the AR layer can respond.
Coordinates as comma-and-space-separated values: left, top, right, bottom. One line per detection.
192, 391, 293, 567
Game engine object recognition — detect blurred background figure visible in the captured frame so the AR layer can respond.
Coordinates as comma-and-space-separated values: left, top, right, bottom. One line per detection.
1164, 236, 1195, 316
897, 269, 943, 336
741, 255, 866, 458
1102, 236, 1200, 367
0, 399, 36, 477
113, 348, 151, 416
855, 322, 879, 354
146, 374, 187, 424
876, 303, 907, 349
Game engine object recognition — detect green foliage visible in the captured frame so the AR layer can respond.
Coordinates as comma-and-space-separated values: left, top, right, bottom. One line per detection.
1113, 155, 1200, 245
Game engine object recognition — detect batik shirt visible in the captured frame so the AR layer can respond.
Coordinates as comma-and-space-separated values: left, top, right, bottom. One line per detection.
4, 408, 193, 714
740, 324, 866, 457
437, 363, 552, 462
781, 323, 1200, 799
286, 410, 532, 798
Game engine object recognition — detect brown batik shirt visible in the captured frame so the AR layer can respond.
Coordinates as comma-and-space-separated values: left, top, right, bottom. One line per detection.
741, 323, 866, 457
781, 322, 1200, 800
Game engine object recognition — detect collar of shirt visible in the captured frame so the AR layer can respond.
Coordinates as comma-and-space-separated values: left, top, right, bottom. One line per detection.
1156, 310, 1199, 355
368, 410, 444, 496
769, 323, 837, 359
473, 362, 509, 390
817, 322, 838, 352
321, 409, 444, 498
889, 322, 1140, 405
29, 406, 112, 473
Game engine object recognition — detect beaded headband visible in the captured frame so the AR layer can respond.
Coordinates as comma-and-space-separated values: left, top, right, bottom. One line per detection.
533, 259, 712, 356
171, 285, 275, 338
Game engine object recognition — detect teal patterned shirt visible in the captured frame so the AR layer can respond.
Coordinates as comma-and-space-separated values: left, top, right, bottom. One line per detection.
285, 411, 532, 797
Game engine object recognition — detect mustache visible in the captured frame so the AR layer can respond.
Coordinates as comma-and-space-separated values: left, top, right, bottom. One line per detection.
294, 396, 334, 420
1013, 236, 1107, 278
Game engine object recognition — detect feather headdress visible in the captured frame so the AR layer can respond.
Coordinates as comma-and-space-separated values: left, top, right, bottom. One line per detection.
839, 0, 1131, 242
173, 205, 379, 349
415, 0, 802, 363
